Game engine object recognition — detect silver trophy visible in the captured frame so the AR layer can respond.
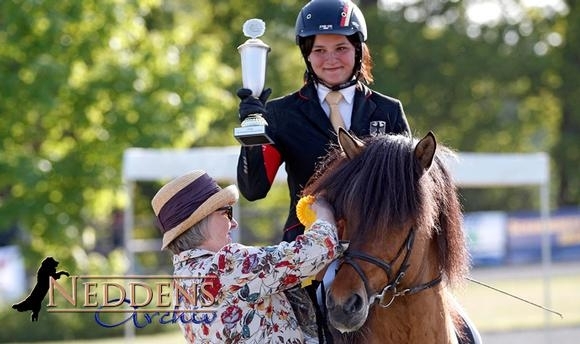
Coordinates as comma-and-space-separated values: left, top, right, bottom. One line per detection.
234, 19, 273, 146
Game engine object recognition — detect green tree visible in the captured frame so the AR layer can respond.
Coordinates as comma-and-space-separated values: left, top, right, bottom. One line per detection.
0, 0, 242, 270
553, 0, 580, 206
359, 0, 568, 211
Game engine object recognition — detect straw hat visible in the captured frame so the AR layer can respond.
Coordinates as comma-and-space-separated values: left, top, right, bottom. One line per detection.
151, 170, 238, 249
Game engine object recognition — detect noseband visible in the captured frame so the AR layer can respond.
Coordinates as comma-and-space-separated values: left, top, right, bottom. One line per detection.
340, 228, 442, 308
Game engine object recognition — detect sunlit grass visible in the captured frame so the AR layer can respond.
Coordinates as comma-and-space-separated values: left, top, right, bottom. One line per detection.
456, 268, 580, 332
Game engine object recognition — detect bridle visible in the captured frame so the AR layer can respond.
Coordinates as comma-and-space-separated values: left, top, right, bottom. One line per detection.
339, 227, 442, 308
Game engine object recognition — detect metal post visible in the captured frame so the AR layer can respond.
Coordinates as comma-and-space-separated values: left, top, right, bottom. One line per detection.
123, 180, 135, 341
540, 180, 551, 343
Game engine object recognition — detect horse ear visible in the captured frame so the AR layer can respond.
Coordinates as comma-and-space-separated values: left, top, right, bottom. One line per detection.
414, 131, 437, 170
338, 128, 365, 160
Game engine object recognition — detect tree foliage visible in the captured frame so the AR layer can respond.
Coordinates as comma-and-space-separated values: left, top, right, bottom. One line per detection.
0, 0, 244, 270
358, 0, 570, 211
553, 0, 580, 205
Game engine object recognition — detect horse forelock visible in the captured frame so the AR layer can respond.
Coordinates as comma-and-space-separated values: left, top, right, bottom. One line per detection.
305, 134, 470, 284
307, 135, 423, 237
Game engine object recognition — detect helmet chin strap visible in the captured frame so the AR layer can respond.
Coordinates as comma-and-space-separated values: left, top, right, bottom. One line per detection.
327, 76, 359, 91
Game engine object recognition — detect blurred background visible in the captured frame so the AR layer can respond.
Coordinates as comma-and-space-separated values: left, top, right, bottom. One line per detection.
1, 0, 578, 342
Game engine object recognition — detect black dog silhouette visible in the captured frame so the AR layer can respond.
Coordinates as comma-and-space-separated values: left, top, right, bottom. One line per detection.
12, 256, 69, 321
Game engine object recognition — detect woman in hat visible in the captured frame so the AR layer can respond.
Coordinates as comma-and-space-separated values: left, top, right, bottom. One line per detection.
151, 170, 341, 343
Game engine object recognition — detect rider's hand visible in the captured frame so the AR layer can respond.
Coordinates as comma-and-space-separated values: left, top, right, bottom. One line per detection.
237, 88, 272, 122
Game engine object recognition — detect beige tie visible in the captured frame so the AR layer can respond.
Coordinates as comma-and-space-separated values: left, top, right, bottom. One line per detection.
325, 91, 345, 133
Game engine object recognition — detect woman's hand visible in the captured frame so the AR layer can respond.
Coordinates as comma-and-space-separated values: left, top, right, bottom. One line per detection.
310, 197, 336, 226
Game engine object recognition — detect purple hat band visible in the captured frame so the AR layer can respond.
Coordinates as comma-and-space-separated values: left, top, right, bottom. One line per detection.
156, 173, 220, 233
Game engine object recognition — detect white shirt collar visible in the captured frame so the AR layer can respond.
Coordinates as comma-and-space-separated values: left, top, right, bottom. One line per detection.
317, 84, 356, 105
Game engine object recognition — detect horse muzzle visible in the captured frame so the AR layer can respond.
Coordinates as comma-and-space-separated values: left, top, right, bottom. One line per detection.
326, 291, 369, 333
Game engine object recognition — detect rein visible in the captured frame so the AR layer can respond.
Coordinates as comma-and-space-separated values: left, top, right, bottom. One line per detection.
340, 228, 442, 308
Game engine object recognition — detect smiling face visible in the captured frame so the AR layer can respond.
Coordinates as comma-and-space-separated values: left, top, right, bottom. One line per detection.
200, 206, 238, 252
308, 34, 356, 87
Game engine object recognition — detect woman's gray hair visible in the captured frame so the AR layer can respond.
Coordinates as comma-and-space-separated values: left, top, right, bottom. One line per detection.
166, 216, 210, 254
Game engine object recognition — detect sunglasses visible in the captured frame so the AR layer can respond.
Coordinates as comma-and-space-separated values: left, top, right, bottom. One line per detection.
216, 206, 233, 221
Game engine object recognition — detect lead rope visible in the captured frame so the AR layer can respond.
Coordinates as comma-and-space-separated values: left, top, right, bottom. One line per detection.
466, 277, 563, 318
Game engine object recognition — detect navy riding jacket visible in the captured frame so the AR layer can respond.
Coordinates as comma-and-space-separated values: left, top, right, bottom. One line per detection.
237, 82, 411, 242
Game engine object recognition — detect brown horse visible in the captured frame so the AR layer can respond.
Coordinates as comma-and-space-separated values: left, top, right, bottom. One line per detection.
303, 129, 475, 344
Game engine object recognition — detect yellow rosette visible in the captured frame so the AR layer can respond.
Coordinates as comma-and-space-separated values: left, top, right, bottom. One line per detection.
296, 195, 316, 229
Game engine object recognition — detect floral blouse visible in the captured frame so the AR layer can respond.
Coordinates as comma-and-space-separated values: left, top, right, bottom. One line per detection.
172, 220, 340, 343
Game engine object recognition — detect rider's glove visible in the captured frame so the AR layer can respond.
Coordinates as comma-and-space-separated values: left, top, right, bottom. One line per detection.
237, 87, 272, 122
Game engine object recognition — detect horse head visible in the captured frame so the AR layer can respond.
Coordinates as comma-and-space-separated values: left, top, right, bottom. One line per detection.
303, 129, 470, 341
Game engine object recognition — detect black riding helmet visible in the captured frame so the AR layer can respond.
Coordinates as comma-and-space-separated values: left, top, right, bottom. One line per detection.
295, 0, 368, 90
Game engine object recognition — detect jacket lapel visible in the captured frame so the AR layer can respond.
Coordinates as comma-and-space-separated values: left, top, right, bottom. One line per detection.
298, 84, 335, 138
350, 84, 376, 135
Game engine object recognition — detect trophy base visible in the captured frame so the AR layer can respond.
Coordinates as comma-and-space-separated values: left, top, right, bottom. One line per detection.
234, 125, 273, 146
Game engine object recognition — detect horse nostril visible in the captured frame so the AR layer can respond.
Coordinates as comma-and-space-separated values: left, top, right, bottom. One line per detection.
343, 293, 364, 314
326, 293, 336, 310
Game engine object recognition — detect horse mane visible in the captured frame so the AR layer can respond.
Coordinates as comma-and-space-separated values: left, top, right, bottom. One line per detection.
303, 134, 469, 286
